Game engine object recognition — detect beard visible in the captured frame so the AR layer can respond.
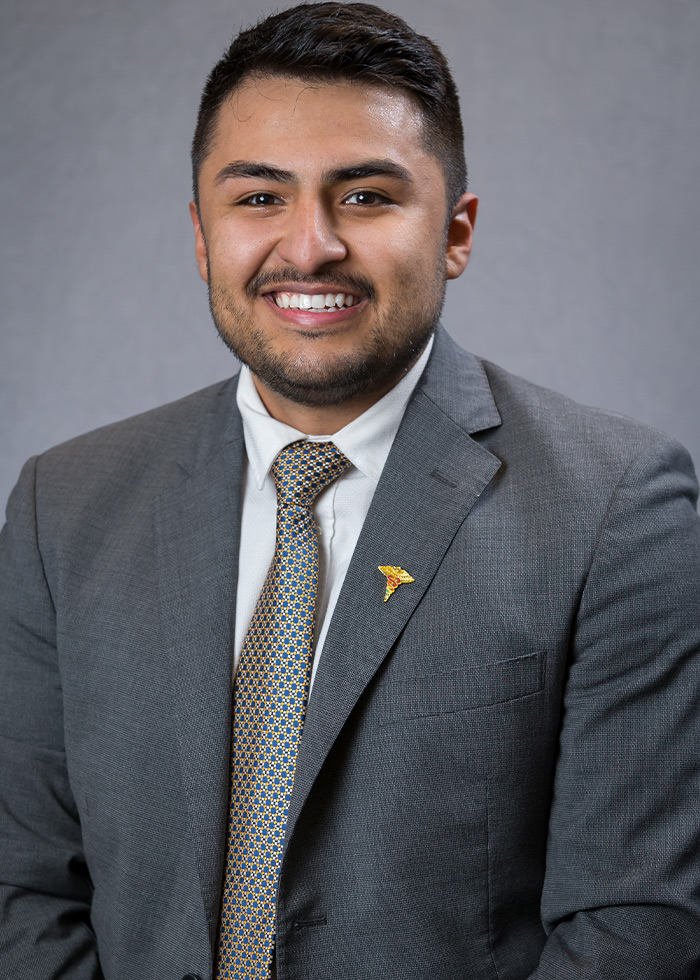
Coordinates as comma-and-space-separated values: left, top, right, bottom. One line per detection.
206, 265, 447, 408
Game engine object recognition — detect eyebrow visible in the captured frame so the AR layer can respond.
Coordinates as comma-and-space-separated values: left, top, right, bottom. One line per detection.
323, 160, 414, 185
213, 159, 414, 187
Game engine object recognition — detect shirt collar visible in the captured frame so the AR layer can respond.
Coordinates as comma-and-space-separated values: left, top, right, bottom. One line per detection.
237, 334, 433, 490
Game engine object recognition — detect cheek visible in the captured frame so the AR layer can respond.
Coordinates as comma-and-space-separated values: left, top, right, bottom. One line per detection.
388, 235, 447, 294
208, 221, 275, 282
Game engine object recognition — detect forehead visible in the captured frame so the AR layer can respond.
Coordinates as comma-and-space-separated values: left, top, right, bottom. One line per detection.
203, 75, 438, 179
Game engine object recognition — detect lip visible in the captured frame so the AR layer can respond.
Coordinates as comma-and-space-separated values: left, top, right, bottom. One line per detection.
261, 291, 367, 328
261, 284, 356, 296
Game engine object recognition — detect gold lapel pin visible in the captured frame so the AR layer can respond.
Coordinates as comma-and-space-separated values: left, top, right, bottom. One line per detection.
378, 565, 415, 602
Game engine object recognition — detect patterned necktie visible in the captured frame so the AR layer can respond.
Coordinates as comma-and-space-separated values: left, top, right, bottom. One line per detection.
215, 440, 351, 980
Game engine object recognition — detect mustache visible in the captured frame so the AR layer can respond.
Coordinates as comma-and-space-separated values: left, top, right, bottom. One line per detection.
247, 267, 376, 301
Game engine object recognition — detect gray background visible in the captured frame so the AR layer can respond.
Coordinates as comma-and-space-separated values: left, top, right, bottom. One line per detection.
1, 0, 699, 512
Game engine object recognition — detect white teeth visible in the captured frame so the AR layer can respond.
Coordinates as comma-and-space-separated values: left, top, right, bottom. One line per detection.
273, 291, 358, 310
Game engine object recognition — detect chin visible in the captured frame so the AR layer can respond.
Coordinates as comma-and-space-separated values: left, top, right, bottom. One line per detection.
239, 354, 388, 408
211, 297, 439, 409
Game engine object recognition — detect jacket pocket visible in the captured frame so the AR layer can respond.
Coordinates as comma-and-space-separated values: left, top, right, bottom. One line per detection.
377, 650, 546, 725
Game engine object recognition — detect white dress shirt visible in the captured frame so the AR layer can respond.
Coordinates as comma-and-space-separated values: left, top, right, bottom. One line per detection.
234, 335, 433, 690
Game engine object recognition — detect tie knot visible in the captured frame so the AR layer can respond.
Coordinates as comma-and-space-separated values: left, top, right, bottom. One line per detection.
272, 440, 350, 507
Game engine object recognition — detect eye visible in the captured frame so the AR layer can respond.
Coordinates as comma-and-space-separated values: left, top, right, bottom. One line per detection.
240, 192, 282, 207
343, 190, 391, 206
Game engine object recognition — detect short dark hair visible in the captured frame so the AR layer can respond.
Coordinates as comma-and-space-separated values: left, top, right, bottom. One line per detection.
191, 2, 467, 211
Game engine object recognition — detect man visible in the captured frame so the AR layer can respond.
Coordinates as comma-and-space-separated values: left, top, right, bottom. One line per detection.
1, 2, 700, 978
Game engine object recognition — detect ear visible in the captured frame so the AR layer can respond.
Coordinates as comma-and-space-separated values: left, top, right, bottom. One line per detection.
445, 192, 478, 280
189, 200, 209, 284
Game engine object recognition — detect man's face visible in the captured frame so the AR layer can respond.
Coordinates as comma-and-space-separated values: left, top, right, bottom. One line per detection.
190, 76, 476, 414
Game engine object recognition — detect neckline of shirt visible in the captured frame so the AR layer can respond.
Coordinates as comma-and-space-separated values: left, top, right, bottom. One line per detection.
237, 335, 434, 491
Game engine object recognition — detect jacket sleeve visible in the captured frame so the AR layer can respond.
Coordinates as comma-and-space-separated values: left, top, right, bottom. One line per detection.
0, 457, 102, 979
528, 434, 700, 978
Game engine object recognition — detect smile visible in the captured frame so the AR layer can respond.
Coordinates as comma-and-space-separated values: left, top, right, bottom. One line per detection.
271, 291, 360, 311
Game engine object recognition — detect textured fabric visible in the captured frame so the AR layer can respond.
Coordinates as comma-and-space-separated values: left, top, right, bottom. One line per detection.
1, 328, 700, 979
216, 441, 350, 980
233, 338, 432, 684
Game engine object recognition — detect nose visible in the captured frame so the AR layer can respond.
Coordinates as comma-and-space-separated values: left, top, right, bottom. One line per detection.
275, 198, 347, 272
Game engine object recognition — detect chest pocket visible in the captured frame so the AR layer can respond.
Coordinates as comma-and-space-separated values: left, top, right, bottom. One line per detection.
376, 650, 546, 725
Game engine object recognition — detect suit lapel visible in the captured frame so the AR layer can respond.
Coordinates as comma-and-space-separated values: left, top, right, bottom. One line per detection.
153, 380, 244, 947
150, 334, 503, 930
286, 329, 503, 846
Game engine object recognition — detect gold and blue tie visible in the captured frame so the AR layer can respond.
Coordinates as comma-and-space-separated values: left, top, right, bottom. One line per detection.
215, 440, 351, 980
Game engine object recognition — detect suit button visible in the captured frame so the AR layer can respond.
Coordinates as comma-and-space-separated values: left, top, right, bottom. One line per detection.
182, 975, 202, 980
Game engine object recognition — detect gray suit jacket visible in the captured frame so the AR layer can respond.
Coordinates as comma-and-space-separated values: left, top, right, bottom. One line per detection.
2, 327, 700, 979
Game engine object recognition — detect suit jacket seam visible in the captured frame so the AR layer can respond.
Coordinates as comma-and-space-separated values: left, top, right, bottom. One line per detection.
575, 445, 651, 612
485, 775, 503, 980
24, 453, 58, 618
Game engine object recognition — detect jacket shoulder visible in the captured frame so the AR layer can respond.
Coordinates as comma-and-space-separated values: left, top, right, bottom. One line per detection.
12, 377, 242, 532
38, 375, 237, 476
479, 355, 688, 459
